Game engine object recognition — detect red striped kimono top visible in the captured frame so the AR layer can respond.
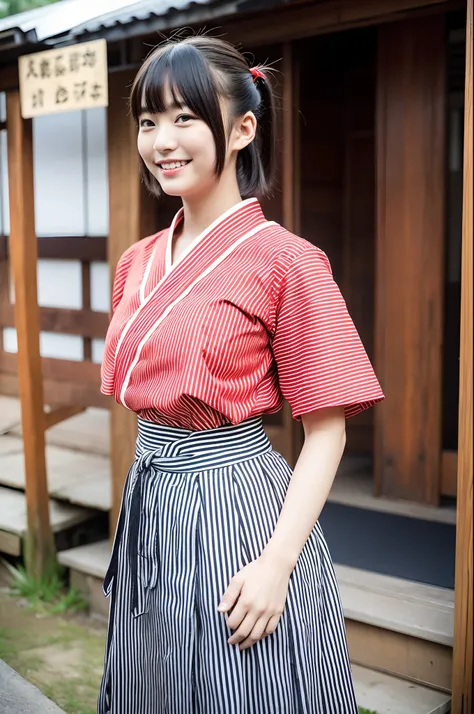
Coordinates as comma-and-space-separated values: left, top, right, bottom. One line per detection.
101, 198, 384, 430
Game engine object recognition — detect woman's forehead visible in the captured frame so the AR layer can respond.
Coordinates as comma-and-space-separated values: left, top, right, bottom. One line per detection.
140, 81, 186, 114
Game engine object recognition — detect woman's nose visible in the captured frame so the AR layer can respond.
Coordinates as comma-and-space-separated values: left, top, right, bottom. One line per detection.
152, 126, 178, 153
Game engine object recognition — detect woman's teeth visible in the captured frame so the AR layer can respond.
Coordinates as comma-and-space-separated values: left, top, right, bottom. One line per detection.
160, 161, 189, 169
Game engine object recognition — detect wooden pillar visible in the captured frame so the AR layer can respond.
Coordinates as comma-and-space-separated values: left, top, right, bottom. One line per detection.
6, 90, 56, 579
282, 42, 304, 465
452, 1, 473, 710
375, 16, 446, 504
107, 71, 156, 530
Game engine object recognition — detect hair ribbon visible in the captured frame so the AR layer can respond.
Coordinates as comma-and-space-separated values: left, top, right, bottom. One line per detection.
250, 66, 267, 82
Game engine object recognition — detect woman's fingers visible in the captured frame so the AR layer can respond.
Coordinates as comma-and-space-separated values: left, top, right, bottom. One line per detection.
238, 616, 271, 650
227, 613, 256, 645
264, 613, 281, 636
218, 575, 244, 613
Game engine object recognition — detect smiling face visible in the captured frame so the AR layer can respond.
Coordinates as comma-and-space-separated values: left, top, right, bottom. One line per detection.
137, 85, 221, 201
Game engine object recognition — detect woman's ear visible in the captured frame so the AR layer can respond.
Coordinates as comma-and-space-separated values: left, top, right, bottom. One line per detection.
230, 111, 257, 152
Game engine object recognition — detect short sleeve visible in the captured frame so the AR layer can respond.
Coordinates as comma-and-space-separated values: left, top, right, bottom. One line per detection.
110, 245, 137, 314
272, 248, 384, 420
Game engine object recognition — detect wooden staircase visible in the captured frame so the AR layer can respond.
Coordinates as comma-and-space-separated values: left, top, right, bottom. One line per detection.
57, 541, 453, 714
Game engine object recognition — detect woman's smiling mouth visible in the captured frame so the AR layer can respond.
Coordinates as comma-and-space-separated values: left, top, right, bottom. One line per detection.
157, 160, 192, 175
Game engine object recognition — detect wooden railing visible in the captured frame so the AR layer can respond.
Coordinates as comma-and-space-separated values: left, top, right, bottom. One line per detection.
0, 233, 109, 409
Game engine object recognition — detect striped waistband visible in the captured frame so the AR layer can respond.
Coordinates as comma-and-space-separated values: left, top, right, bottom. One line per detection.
135, 416, 272, 473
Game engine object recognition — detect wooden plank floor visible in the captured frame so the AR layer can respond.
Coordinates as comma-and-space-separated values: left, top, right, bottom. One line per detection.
329, 461, 456, 525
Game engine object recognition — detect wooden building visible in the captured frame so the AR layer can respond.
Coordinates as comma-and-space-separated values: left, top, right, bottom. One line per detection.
0, 0, 471, 711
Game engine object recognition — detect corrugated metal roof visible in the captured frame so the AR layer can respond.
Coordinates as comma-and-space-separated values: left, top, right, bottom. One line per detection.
72, 0, 221, 35
67, 0, 239, 43
0, 0, 280, 51
0, 0, 143, 42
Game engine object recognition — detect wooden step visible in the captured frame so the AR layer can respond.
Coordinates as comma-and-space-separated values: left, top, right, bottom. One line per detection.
11, 406, 110, 457
336, 564, 453, 692
352, 664, 451, 714
0, 396, 22, 436
0, 487, 95, 557
0, 436, 110, 511
58, 540, 110, 619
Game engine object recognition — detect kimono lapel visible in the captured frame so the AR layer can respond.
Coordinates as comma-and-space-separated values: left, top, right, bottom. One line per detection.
113, 199, 275, 408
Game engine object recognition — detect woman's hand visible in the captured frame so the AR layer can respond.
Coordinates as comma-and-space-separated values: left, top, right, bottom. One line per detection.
217, 551, 292, 651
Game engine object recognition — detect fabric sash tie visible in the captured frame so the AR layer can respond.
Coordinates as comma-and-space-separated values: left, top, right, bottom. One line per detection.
103, 417, 272, 617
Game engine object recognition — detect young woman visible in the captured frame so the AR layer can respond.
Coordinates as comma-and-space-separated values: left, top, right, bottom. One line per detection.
99, 35, 384, 714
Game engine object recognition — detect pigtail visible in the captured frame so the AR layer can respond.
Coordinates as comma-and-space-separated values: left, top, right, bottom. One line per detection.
237, 66, 277, 199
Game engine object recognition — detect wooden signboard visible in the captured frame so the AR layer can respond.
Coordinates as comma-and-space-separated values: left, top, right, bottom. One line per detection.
18, 39, 108, 119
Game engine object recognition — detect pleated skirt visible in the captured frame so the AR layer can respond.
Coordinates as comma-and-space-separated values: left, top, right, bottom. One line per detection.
98, 417, 358, 714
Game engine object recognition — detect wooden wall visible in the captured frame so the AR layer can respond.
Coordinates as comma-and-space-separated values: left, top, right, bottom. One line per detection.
298, 28, 377, 453
375, 15, 446, 504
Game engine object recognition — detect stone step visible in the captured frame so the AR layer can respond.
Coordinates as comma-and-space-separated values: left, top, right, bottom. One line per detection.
0, 659, 66, 714
0, 487, 95, 557
352, 664, 451, 714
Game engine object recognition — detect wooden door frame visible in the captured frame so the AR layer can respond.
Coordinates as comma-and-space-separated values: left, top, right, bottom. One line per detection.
451, 0, 473, 710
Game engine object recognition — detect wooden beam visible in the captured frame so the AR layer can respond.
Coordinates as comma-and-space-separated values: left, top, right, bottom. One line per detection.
0, 351, 100, 384
375, 16, 446, 504
0, 368, 109, 409
107, 70, 157, 531
223, 0, 462, 48
43, 406, 86, 431
5, 91, 56, 580
0, 235, 107, 262
452, 1, 473, 710
81, 262, 92, 360
0, 303, 108, 338
0, 64, 19, 92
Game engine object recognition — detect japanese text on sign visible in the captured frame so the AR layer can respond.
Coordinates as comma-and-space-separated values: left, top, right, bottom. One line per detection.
18, 40, 108, 119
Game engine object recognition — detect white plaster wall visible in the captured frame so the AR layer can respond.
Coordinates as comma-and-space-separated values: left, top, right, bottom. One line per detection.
3, 327, 84, 361
86, 108, 108, 236
0, 119, 9, 237
1, 105, 109, 362
90, 261, 110, 313
92, 338, 105, 364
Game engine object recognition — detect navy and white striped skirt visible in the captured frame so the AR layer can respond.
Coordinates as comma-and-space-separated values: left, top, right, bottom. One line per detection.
98, 417, 358, 714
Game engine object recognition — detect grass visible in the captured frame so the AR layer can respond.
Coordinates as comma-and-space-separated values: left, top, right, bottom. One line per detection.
359, 709, 378, 714
4, 561, 88, 615
0, 590, 106, 714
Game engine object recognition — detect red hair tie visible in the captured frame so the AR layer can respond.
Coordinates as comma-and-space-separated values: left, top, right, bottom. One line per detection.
250, 66, 267, 82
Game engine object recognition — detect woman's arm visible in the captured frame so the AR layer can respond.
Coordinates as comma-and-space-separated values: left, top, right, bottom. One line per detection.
218, 405, 346, 650
263, 404, 346, 570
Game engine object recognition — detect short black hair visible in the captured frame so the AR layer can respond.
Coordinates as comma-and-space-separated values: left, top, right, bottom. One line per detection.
130, 36, 277, 199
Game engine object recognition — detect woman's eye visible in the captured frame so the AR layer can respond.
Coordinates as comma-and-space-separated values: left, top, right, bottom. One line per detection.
176, 114, 194, 124
139, 118, 154, 128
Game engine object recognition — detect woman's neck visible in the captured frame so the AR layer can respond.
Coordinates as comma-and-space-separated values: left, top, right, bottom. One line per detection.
179, 175, 243, 242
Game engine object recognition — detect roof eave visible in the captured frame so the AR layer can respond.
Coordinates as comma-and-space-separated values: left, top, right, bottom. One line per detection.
59, 0, 240, 45
0, 26, 38, 52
